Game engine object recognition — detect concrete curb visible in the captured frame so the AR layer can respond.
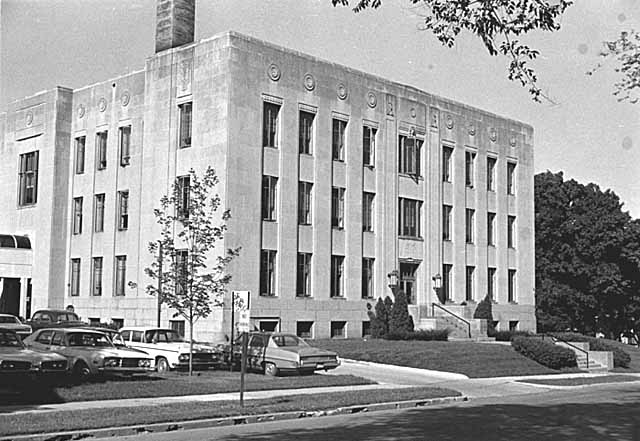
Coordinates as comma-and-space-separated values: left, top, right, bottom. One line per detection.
0, 395, 468, 441
514, 378, 640, 390
341, 359, 470, 380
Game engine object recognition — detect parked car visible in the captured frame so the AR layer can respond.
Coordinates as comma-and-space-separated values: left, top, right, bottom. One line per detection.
0, 313, 32, 338
25, 310, 87, 332
230, 332, 340, 376
0, 329, 68, 383
118, 327, 224, 373
23, 328, 153, 381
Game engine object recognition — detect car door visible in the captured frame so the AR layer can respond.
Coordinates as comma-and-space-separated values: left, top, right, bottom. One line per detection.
29, 329, 54, 350
49, 331, 73, 360
247, 334, 267, 370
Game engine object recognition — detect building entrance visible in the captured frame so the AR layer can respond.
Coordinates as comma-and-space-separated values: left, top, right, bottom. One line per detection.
0, 277, 21, 316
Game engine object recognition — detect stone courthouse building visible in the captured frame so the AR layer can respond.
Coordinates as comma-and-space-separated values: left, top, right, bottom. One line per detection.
0, 0, 535, 340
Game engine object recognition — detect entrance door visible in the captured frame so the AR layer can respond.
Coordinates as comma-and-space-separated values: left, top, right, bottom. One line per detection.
0, 278, 21, 316
400, 263, 419, 304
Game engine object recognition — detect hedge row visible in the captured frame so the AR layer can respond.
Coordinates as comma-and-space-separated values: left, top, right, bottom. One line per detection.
385, 329, 450, 341
549, 332, 631, 368
490, 330, 534, 342
511, 336, 577, 370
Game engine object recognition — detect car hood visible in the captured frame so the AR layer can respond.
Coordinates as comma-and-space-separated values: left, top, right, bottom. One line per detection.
65, 347, 150, 359
278, 346, 337, 357
148, 342, 217, 353
0, 324, 30, 331
0, 347, 67, 362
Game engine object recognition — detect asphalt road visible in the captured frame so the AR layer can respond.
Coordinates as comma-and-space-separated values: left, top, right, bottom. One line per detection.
115, 382, 640, 441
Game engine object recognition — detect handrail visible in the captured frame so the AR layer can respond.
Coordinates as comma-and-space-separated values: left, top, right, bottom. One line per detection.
431, 303, 471, 338
541, 334, 589, 369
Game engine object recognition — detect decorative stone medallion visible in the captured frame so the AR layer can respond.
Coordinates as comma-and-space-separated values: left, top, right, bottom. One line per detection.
445, 114, 454, 129
367, 91, 377, 108
337, 83, 348, 100
489, 127, 497, 142
25, 111, 34, 127
303, 73, 316, 91
121, 91, 131, 107
468, 123, 476, 136
410, 108, 417, 118
509, 137, 517, 147
78, 105, 86, 119
98, 97, 107, 112
268, 63, 281, 81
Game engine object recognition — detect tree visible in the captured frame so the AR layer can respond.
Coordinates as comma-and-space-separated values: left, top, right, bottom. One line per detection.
473, 293, 495, 336
140, 167, 239, 375
371, 297, 389, 338
389, 291, 415, 335
332, 0, 573, 102
589, 30, 640, 103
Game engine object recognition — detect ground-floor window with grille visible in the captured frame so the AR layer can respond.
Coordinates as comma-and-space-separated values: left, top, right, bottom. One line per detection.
296, 321, 313, 339
331, 321, 346, 339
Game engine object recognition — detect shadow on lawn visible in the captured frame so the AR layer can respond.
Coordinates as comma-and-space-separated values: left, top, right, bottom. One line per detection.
219, 397, 640, 441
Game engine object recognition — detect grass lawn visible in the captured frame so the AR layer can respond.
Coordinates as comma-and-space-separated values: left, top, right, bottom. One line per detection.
313, 339, 560, 378
0, 371, 373, 405
0, 387, 460, 436
517, 375, 640, 387
609, 343, 640, 373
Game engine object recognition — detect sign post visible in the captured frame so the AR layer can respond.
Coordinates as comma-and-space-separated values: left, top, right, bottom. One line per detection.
237, 309, 251, 407
229, 291, 250, 372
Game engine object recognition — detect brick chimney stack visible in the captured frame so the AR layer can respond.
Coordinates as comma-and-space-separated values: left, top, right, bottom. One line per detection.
155, 0, 195, 53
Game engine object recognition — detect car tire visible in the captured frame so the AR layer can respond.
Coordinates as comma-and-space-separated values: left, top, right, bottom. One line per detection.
156, 357, 169, 374
73, 361, 91, 382
264, 362, 278, 377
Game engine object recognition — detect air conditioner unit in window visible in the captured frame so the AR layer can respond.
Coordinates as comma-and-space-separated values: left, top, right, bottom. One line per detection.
182, 137, 191, 147
121, 156, 130, 166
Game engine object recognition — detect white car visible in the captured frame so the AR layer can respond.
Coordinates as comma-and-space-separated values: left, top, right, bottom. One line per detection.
117, 327, 223, 373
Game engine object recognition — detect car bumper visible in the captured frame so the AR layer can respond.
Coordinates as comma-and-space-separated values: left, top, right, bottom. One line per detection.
173, 361, 223, 370
99, 367, 155, 375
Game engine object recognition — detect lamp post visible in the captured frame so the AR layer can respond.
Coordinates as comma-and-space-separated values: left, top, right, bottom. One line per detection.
387, 270, 399, 297
432, 273, 442, 303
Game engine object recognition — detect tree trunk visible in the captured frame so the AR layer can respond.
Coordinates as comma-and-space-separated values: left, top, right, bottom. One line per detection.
189, 308, 193, 376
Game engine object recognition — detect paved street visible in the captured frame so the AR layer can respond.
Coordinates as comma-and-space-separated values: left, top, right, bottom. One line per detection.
114, 382, 640, 441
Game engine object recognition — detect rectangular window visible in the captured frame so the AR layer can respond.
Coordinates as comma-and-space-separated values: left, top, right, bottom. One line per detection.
332, 118, 346, 161
260, 249, 277, 297
94, 193, 105, 233
465, 208, 475, 244
508, 269, 517, 302
487, 212, 496, 246
465, 151, 476, 187
175, 250, 188, 295
508, 215, 516, 248
399, 198, 421, 238
72, 197, 83, 235
176, 176, 190, 220
488, 267, 496, 301
363, 192, 375, 232
298, 182, 313, 225
331, 187, 345, 229
18, 151, 39, 206
507, 162, 517, 195
362, 321, 371, 338
111, 318, 124, 329
399, 135, 422, 176
178, 102, 192, 149
115, 255, 126, 297
443, 205, 452, 241
330, 321, 346, 339
331, 255, 344, 298
96, 131, 108, 170
296, 321, 313, 339
443, 264, 452, 302
442, 146, 453, 182
362, 258, 374, 299
509, 320, 519, 331
262, 176, 278, 221
487, 157, 496, 191
92, 257, 103, 296
363, 125, 376, 167
119, 126, 131, 166
263, 102, 280, 148
299, 111, 314, 154
465, 266, 475, 301
118, 191, 129, 230
75, 137, 85, 174
296, 253, 312, 297
170, 320, 185, 337
70, 258, 81, 297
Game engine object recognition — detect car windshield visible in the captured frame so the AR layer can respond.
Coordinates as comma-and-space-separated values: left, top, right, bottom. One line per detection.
67, 332, 113, 347
144, 330, 184, 343
272, 335, 308, 347
0, 316, 19, 324
0, 330, 23, 347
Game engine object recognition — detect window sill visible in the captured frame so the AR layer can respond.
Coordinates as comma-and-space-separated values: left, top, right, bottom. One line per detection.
398, 236, 423, 241
16, 203, 37, 210
299, 222, 312, 227
363, 229, 374, 234
263, 219, 277, 223
332, 227, 344, 231
260, 294, 278, 298
332, 159, 345, 163
443, 238, 452, 242
330, 296, 346, 300
299, 152, 313, 157
263, 145, 279, 150
296, 295, 313, 299
364, 164, 375, 170
398, 173, 424, 181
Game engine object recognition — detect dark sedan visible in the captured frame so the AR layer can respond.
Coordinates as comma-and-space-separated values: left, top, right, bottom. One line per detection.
25, 310, 87, 332
0, 329, 68, 383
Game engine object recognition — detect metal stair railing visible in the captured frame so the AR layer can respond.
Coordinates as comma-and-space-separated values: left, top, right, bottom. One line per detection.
541, 334, 590, 369
431, 303, 471, 338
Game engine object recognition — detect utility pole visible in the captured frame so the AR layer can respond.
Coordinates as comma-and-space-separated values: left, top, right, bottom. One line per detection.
157, 240, 162, 327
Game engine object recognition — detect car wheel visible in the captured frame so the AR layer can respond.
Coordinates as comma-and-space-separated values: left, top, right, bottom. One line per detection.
156, 357, 169, 374
264, 362, 279, 377
73, 361, 91, 382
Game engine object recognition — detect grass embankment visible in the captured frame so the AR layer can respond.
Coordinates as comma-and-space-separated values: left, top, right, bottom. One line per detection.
0, 387, 460, 436
609, 342, 640, 373
518, 375, 640, 387
314, 339, 559, 378
0, 371, 373, 405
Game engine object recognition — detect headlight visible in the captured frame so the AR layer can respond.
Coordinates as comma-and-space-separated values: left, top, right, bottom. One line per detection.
178, 354, 190, 362
103, 357, 120, 367
138, 359, 151, 368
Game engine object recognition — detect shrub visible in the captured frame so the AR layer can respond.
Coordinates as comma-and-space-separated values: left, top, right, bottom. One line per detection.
371, 298, 389, 338
549, 332, 631, 368
511, 336, 577, 370
386, 329, 449, 341
389, 291, 414, 335
492, 330, 533, 341
473, 294, 494, 335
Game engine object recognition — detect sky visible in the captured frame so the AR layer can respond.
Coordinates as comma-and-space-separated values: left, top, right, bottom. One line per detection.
1, 0, 639, 217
